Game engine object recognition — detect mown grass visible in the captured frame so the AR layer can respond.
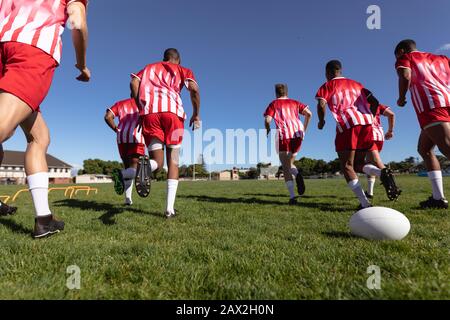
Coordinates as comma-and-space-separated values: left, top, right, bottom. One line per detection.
0, 176, 448, 300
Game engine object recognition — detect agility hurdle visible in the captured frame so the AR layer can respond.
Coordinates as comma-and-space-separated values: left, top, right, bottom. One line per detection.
0, 195, 10, 203
11, 189, 29, 202
8, 186, 100, 202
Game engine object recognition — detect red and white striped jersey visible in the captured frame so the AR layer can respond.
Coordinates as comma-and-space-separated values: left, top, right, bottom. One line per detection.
396, 51, 450, 115
264, 98, 309, 140
316, 77, 374, 133
0, 0, 87, 64
133, 62, 197, 120
108, 98, 145, 145
372, 104, 389, 142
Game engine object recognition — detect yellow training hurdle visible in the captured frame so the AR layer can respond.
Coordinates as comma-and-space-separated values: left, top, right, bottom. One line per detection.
0, 195, 10, 203
7, 186, 99, 203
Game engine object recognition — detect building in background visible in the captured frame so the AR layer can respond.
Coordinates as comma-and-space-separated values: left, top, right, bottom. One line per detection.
0, 150, 72, 185
212, 168, 239, 181
75, 174, 113, 184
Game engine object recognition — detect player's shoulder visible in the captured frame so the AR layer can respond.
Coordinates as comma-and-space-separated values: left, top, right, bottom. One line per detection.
115, 98, 135, 107
67, 0, 89, 7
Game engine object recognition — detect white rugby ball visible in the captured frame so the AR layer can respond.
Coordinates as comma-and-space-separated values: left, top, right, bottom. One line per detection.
349, 207, 411, 240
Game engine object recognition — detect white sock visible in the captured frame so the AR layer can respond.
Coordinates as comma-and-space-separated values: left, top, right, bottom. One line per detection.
290, 167, 299, 177
367, 177, 376, 196
428, 171, 445, 200
121, 168, 136, 180
27, 172, 51, 217
124, 178, 134, 204
363, 164, 382, 177
286, 180, 296, 199
348, 179, 370, 208
166, 179, 179, 214
150, 160, 158, 173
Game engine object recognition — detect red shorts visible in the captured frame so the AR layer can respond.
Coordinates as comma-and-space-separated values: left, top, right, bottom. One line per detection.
0, 42, 57, 111
142, 113, 185, 146
118, 143, 146, 160
277, 138, 303, 155
369, 141, 384, 152
335, 125, 374, 152
418, 107, 450, 129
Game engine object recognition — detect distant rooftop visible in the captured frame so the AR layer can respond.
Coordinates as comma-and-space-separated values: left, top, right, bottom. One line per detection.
2, 150, 72, 169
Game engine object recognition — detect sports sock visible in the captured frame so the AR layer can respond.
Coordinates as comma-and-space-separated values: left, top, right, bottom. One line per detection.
150, 160, 158, 173
290, 167, 299, 177
27, 172, 51, 217
348, 179, 370, 208
121, 168, 136, 180
124, 178, 134, 204
166, 179, 179, 214
286, 180, 296, 199
428, 171, 445, 200
363, 164, 382, 177
367, 176, 376, 196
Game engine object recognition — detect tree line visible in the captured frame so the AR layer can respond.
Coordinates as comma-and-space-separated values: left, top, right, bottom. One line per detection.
78, 156, 449, 181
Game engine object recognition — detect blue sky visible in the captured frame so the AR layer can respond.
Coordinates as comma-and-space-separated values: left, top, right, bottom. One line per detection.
4, 0, 450, 171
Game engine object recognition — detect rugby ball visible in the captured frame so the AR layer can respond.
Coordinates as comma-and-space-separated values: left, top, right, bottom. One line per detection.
349, 207, 411, 240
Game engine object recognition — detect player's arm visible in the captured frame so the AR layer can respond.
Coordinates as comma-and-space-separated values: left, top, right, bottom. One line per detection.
104, 110, 118, 133
187, 80, 201, 130
264, 116, 272, 136
302, 108, 313, 134
68, 1, 90, 82
383, 108, 395, 140
397, 68, 411, 107
130, 76, 141, 109
317, 99, 327, 130
362, 88, 380, 115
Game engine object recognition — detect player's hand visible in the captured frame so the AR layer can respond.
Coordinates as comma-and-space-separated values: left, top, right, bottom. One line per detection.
190, 114, 201, 131
318, 120, 326, 130
76, 65, 91, 82
397, 97, 407, 107
385, 131, 394, 140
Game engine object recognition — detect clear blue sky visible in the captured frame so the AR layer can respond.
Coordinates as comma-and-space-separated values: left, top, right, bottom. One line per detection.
4, 0, 450, 171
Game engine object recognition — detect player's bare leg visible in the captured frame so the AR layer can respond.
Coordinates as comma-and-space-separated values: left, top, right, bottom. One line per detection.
339, 150, 371, 209
418, 127, 448, 208
0, 92, 36, 216
165, 146, 180, 218
20, 112, 64, 238
365, 150, 386, 199
289, 155, 305, 196
121, 155, 140, 206
279, 152, 297, 205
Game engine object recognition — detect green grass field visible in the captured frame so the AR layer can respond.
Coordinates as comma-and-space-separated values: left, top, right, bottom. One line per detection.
0, 176, 448, 300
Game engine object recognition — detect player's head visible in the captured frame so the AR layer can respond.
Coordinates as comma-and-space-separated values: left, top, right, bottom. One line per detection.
163, 48, 181, 64
395, 39, 417, 58
325, 60, 342, 81
275, 84, 288, 98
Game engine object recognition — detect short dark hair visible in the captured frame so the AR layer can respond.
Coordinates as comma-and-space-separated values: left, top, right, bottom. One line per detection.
275, 84, 288, 97
163, 48, 180, 62
395, 39, 416, 55
326, 60, 342, 73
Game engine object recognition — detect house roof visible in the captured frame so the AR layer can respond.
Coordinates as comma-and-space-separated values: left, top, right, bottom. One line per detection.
2, 150, 72, 168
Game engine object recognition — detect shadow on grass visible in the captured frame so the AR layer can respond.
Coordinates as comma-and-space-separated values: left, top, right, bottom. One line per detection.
322, 231, 357, 239
292, 200, 357, 213
178, 195, 288, 206
53, 199, 163, 225
0, 217, 32, 235
243, 193, 340, 199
